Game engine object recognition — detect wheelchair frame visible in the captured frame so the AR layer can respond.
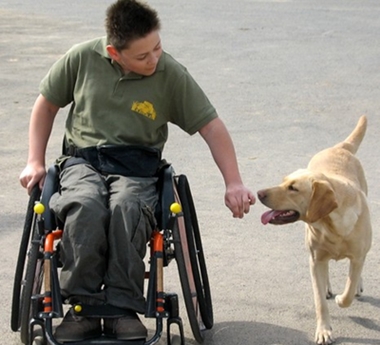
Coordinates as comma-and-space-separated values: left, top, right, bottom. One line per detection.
11, 164, 213, 345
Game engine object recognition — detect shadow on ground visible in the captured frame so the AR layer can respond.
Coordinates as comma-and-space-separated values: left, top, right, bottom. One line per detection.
204, 321, 312, 345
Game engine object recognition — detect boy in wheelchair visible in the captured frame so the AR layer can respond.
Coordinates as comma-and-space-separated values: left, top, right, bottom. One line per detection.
19, 0, 255, 342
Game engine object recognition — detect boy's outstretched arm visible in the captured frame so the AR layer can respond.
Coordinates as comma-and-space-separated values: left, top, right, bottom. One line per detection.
198, 117, 256, 218
19, 94, 60, 194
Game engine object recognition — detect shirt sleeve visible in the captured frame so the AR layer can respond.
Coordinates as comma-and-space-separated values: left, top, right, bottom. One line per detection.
169, 68, 218, 135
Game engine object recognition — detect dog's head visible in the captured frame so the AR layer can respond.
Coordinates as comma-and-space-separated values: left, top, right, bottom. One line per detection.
257, 169, 338, 225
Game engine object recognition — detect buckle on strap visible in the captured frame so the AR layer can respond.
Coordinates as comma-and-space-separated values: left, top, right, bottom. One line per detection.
66, 145, 78, 156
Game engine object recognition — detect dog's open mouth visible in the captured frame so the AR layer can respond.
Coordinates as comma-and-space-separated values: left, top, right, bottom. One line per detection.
261, 209, 300, 225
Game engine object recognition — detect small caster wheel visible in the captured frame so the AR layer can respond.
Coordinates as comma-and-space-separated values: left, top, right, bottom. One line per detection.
171, 334, 182, 345
32, 336, 46, 345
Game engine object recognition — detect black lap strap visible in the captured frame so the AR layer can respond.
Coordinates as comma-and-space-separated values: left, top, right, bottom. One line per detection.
65, 145, 162, 177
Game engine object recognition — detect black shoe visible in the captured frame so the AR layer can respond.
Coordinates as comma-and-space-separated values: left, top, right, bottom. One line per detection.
54, 308, 102, 342
103, 311, 147, 340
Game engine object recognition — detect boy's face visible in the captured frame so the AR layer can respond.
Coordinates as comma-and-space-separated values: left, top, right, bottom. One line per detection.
107, 30, 162, 76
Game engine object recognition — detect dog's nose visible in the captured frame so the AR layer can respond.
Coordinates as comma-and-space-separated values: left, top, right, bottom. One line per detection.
257, 190, 267, 201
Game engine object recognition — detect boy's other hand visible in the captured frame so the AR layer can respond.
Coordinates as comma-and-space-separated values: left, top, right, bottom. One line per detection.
20, 164, 46, 195
225, 183, 256, 218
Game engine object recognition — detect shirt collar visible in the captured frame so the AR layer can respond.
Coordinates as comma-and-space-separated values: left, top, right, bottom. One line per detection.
93, 36, 165, 78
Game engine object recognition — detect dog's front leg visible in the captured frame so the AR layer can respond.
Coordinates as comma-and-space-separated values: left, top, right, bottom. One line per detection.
310, 256, 334, 344
335, 258, 365, 308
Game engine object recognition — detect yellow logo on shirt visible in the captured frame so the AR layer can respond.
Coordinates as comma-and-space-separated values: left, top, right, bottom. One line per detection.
131, 101, 156, 120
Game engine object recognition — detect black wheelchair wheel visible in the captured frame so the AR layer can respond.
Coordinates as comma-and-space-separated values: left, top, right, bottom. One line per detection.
173, 175, 213, 343
11, 185, 41, 332
20, 212, 45, 344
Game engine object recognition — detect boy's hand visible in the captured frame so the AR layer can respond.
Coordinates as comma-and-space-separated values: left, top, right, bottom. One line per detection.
20, 163, 46, 195
225, 183, 256, 218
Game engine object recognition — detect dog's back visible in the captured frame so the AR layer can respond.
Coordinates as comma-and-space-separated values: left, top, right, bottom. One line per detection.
307, 115, 368, 194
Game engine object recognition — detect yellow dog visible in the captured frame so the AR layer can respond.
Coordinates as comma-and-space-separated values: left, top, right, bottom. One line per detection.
258, 116, 372, 344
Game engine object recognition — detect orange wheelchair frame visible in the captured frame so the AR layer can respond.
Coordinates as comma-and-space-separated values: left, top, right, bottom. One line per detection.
11, 164, 213, 345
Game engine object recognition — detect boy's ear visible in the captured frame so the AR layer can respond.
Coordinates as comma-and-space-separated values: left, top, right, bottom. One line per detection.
106, 45, 119, 61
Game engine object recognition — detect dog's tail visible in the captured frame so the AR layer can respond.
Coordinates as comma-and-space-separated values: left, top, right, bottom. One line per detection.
335, 115, 367, 154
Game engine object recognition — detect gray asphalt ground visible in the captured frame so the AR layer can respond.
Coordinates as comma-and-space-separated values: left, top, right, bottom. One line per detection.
1, 1, 379, 344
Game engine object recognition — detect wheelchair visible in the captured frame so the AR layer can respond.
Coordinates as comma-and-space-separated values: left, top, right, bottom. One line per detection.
11, 163, 213, 345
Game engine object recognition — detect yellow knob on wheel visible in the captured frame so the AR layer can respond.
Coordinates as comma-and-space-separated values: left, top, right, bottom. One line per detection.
34, 203, 45, 215
170, 202, 182, 214
74, 304, 82, 313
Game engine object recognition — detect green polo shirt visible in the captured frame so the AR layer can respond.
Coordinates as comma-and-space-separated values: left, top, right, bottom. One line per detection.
40, 37, 217, 151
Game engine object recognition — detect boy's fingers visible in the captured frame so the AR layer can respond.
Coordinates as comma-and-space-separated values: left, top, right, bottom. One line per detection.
26, 178, 37, 195
226, 188, 255, 218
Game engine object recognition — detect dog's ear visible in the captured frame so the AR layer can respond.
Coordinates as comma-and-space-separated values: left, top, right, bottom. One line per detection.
306, 180, 338, 223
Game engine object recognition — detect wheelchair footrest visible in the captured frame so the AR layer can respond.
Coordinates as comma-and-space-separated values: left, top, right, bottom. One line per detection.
55, 337, 145, 345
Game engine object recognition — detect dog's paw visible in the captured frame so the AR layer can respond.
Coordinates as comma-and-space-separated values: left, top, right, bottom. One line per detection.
355, 279, 363, 297
315, 326, 334, 344
326, 280, 333, 299
335, 294, 352, 308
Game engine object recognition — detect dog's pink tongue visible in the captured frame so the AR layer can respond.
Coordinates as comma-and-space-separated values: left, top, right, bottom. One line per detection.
261, 210, 283, 225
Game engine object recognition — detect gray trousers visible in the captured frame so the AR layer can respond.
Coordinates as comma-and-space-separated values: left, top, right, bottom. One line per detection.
50, 162, 158, 314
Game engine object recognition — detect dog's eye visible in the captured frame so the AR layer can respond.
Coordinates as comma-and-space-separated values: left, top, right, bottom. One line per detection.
288, 185, 298, 192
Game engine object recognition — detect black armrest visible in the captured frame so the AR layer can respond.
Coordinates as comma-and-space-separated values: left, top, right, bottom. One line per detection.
155, 165, 175, 229
40, 165, 60, 231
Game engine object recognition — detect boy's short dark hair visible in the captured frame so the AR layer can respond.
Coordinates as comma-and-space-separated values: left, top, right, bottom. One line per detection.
105, 0, 161, 51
